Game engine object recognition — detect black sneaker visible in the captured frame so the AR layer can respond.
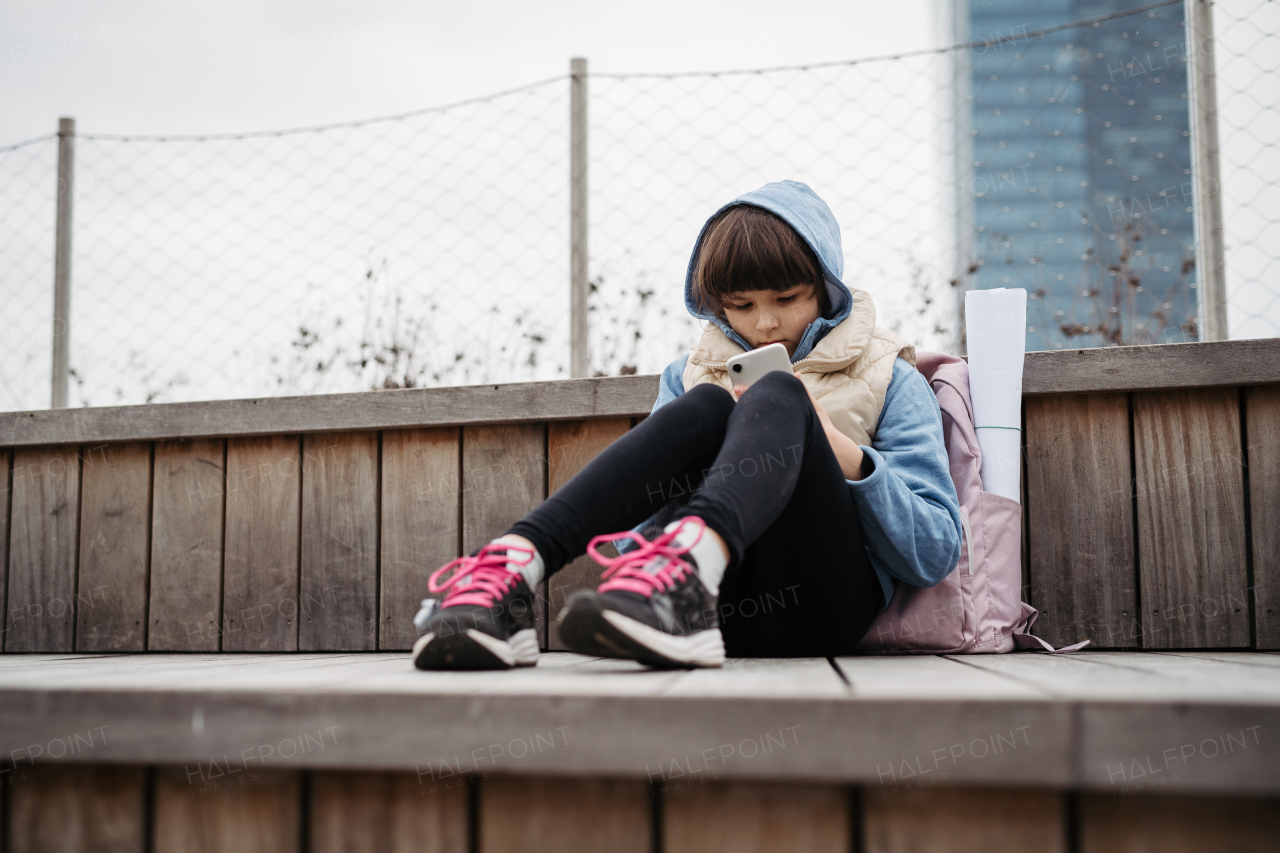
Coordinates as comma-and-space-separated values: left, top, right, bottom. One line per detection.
412, 543, 539, 670
556, 517, 724, 668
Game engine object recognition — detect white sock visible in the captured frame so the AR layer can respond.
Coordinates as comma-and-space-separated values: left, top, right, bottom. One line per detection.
491, 535, 545, 589
665, 518, 727, 596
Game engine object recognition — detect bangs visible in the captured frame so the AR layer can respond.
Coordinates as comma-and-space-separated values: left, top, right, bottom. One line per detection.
693, 205, 827, 314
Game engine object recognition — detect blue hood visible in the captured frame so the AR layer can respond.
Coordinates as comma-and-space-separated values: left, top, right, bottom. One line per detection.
683, 180, 854, 363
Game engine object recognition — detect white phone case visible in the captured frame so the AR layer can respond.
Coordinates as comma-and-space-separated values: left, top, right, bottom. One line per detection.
724, 342, 792, 389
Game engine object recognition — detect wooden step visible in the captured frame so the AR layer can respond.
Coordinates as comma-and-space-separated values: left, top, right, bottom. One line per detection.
1, 652, 1277, 795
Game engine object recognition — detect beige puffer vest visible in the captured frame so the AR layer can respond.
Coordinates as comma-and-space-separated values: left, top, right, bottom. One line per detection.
682, 290, 916, 447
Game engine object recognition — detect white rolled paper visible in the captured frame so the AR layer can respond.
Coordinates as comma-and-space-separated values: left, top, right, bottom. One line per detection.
965, 288, 1027, 502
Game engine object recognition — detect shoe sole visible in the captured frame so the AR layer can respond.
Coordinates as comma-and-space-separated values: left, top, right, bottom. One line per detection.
557, 594, 724, 668
412, 627, 539, 671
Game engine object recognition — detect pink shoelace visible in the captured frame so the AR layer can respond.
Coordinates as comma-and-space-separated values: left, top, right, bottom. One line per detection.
586, 517, 707, 598
427, 543, 534, 608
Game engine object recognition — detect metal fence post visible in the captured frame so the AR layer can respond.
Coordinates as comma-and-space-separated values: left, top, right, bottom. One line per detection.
570, 57, 589, 378
52, 116, 75, 408
950, 0, 975, 355
1187, 0, 1228, 341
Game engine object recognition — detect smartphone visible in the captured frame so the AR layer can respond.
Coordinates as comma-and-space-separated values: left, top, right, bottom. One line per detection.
725, 342, 792, 390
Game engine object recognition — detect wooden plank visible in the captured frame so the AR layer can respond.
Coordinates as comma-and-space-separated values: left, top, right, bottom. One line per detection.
665, 781, 848, 853
864, 787, 1063, 853
663, 657, 849, 698
222, 436, 301, 651
1025, 394, 1136, 648
4, 340, 1277, 450
75, 441, 151, 652
1080, 794, 1280, 852
462, 424, 548, 648
480, 775, 648, 853
1020, 412, 1030, 605
379, 428, 459, 651
1152, 650, 1280, 667
5, 445, 82, 652
153, 767, 300, 853
20, 648, 1274, 704
948, 651, 1280, 701
0, 375, 662, 446
6, 669, 1275, 791
0, 653, 1082, 787
2, 654, 1278, 794
546, 417, 631, 649
8, 764, 147, 853
1248, 385, 1280, 649
300, 432, 378, 651
148, 439, 225, 651
833, 656, 1050, 699
1077, 651, 1280, 694
1021, 338, 1280, 395
0, 651, 671, 694
1134, 389, 1250, 647
0, 448, 9, 654
311, 770, 467, 853
1082, 704, 1280, 793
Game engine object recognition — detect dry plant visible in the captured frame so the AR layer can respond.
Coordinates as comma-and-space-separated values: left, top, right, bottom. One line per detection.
957, 204, 1196, 351
273, 255, 554, 393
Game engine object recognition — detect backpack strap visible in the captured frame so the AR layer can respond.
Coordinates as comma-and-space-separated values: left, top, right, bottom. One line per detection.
1012, 632, 1092, 653
1012, 602, 1091, 653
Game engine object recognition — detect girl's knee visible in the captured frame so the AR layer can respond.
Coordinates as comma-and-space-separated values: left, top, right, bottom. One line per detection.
657, 382, 734, 435
685, 381, 736, 413
738, 370, 805, 403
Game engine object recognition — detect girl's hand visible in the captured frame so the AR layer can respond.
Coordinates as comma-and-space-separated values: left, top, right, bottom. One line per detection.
732, 384, 748, 398
794, 372, 866, 481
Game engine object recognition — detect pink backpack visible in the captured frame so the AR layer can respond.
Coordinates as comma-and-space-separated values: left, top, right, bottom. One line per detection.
856, 352, 1088, 654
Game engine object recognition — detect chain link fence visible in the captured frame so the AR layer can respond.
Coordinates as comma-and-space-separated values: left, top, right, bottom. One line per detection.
1, 0, 1276, 412
1214, 0, 1280, 341
3, 79, 570, 410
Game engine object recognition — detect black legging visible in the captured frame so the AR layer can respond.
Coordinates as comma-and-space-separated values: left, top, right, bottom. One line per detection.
506, 371, 884, 657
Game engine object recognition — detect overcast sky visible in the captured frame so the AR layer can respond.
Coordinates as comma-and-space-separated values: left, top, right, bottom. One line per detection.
2, 0, 941, 142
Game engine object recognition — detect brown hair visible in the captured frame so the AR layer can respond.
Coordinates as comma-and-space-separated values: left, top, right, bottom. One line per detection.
692, 204, 829, 317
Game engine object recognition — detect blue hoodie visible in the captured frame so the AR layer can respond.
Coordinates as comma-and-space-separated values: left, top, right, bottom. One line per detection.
649, 180, 962, 611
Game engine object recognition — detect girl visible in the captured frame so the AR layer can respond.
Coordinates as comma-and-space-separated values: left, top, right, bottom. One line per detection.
413, 180, 962, 670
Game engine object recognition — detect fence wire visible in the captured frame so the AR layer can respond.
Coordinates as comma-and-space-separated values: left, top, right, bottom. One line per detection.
589, 53, 955, 378
960, 0, 1202, 350
1, 134, 58, 410
0, 0, 1276, 412
1215, 0, 1280, 341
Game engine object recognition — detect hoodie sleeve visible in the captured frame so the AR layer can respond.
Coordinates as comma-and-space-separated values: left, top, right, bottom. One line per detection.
650, 354, 690, 414
847, 359, 963, 591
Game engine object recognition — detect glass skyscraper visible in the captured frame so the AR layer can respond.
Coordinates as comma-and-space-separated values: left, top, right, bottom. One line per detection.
958, 0, 1199, 350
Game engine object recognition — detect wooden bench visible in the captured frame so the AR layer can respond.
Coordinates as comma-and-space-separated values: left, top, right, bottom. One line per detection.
1, 337, 1278, 851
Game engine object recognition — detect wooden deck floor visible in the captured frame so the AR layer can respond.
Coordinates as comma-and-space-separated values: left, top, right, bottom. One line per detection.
1, 651, 1277, 795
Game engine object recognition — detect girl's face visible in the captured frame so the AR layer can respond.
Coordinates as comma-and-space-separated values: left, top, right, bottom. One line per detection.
721, 284, 822, 358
